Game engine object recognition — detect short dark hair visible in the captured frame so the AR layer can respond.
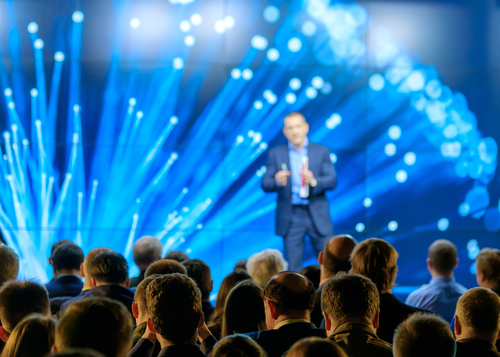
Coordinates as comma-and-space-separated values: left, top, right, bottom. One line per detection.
50, 240, 74, 256
263, 273, 316, 314
145, 259, 187, 277
212, 334, 266, 357
183, 259, 212, 300
52, 244, 84, 271
321, 272, 379, 322
164, 250, 190, 263
234, 259, 248, 272
456, 287, 500, 337
428, 240, 457, 274
476, 248, 500, 287
134, 275, 161, 313
299, 265, 321, 290
393, 313, 455, 357
55, 297, 133, 357
147, 273, 202, 344
89, 251, 129, 285
287, 337, 348, 357
0, 280, 50, 333
0, 244, 19, 286
2, 314, 55, 357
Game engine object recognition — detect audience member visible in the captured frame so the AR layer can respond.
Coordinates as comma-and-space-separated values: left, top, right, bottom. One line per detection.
475, 248, 500, 293
405, 239, 467, 322
299, 265, 320, 289
144, 259, 187, 277
208, 270, 251, 339
246, 272, 325, 357
183, 259, 215, 322
132, 275, 161, 344
54, 297, 133, 357
52, 349, 106, 357
287, 337, 348, 357
350, 238, 429, 343
164, 250, 190, 263
234, 259, 248, 272
394, 313, 456, 357
45, 243, 84, 299
212, 334, 266, 357
47, 240, 74, 282
311, 235, 357, 327
130, 236, 163, 288
2, 314, 55, 357
0, 244, 19, 286
222, 281, 267, 337
59, 251, 134, 316
247, 249, 288, 287
454, 287, 500, 357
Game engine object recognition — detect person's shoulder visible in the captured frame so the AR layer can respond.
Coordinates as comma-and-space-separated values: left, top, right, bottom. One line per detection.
309, 142, 329, 151
268, 144, 287, 153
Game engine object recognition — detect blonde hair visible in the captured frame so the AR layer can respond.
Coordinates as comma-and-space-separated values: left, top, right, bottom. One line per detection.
456, 287, 500, 337
246, 249, 288, 287
2, 314, 55, 357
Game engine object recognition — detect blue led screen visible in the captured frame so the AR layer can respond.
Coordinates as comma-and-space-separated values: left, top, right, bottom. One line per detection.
0, 0, 499, 298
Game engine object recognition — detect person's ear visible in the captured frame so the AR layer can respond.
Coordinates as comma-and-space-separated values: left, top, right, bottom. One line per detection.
198, 312, 205, 328
132, 301, 139, 319
454, 258, 459, 269
91, 277, 97, 288
0, 326, 9, 343
323, 311, 331, 332
125, 278, 130, 289
496, 330, 500, 341
373, 309, 380, 329
426, 258, 432, 272
268, 300, 279, 320
80, 263, 85, 278
49, 257, 53, 266
318, 251, 323, 266
51, 345, 58, 354
454, 315, 462, 337
147, 317, 157, 334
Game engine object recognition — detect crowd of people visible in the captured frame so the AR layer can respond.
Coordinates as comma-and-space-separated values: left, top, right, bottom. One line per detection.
0, 235, 500, 357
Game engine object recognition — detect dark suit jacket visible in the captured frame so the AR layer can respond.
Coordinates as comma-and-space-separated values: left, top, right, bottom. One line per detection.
310, 285, 324, 328
328, 322, 392, 357
130, 270, 146, 288
456, 339, 500, 357
45, 275, 83, 299
246, 322, 326, 357
202, 301, 214, 323
129, 336, 216, 357
261, 143, 336, 237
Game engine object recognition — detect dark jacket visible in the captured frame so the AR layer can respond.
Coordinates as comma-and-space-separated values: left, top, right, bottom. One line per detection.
128, 336, 216, 357
456, 339, 500, 357
311, 285, 324, 328
130, 270, 146, 288
45, 275, 83, 299
328, 322, 393, 357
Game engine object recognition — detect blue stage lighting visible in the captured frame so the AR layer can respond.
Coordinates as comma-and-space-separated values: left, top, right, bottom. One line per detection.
388, 221, 398, 231
242, 69, 253, 80
325, 113, 341, 130
129, 18, 141, 29
54, 51, 65, 62
266, 48, 279, 61
405, 70, 426, 91
263, 5, 280, 23
214, 20, 226, 34
440, 142, 461, 158
4, 88, 12, 97
356, 223, 365, 232
289, 78, 301, 90
329, 153, 337, 164
72, 11, 84, 23
385, 143, 396, 156
396, 170, 408, 183
30, 88, 38, 97
425, 79, 442, 99
321, 82, 332, 95
459, 203, 471, 217
443, 124, 458, 139
184, 35, 195, 47
311, 76, 324, 89
180, 20, 191, 32
388, 125, 401, 140
364, 198, 372, 208
190, 13, 202, 26
285, 93, 296, 104
224, 16, 235, 29
437, 218, 449, 231
254, 100, 263, 110
484, 208, 500, 232
288, 37, 302, 52
34, 39, 44, 49
27, 22, 38, 33
169, 0, 195, 4
301, 21, 317, 37
305, 87, 317, 99
231, 68, 241, 79
173, 57, 184, 69
404, 152, 416, 166
369, 73, 385, 91
251, 35, 268, 50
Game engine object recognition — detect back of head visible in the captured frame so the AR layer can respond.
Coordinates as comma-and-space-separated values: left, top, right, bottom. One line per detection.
50, 240, 74, 257
299, 265, 321, 289
52, 243, 85, 272
287, 337, 348, 357
132, 236, 162, 268
183, 259, 212, 300
0, 244, 19, 286
213, 270, 251, 316
350, 238, 398, 293
394, 313, 455, 357
134, 274, 162, 312
147, 273, 202, 344
263, 272, 316, 315
428, 239, 457, 275
322, 235, 357, 276
456, 287, 500, 340
55, 297, 133, 357
2, 314, 55, 357
321, 272, 379, 323
83, 247, 113, 279
213, 334, 267, 357
89, 251, 128, 285
475, 248, 500, 288
246, 249, 288, 287
234, 259, 248, 272
222, 281, 266, 337
145, 259, 187, 277
164, 250, 190, 263
0, 280, 50, 333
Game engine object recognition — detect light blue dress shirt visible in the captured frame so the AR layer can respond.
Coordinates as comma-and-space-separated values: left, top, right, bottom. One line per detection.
288, 137, 309, 205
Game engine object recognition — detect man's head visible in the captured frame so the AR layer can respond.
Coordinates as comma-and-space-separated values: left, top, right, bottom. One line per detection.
132, 236, 162, 272
52, 243, 84, 278
455, 287, 500, 344
427, 239, 458, 277
54, 297, 133, 357
0, 280, 50, 341
146, 273, 203, 346
475, 248, 500, 289
132, 274, 161, 326
247, 249, 288, 287
287, 337, 348, 357
319, 235, 357, 282
0, 244, 19, 286
394, 314, 456, 357
212, 334, 266, 357
263, 272, 316, 329
182, 259, 213, 301
164, 250, 190, 263
321, 272, 379, 335
350, 238, 398, 293
88, 251, 129, 287
145, 259, 187, 277
82, 247, 113, 289
283, 112, 309, 148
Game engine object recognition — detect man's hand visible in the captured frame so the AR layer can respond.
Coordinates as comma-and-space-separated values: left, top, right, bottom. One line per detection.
300, 170, 316, 185
275, 170, 291, 186
197, 322, 213, 343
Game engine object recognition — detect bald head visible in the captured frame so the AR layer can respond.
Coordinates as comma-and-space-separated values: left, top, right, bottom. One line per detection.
320, 235, 357, 278
264, 272, 316, 315
275, 272, 311, 293
132, 236, 162, 271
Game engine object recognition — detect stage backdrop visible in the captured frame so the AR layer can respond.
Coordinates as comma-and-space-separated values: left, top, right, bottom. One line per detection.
0, 0, 498, 298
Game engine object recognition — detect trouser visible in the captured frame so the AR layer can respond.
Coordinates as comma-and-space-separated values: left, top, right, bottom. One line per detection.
282, 205, 330, 272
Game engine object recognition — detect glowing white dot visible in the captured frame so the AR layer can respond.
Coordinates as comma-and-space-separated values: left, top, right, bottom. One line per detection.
388, 221, 398, 231
54, 51, 65, 62
27, 22, 38, 33
396, 170, 408, 183
236, 135, 244, 144
22, 139, 29, 146
301, 21, 317, 36
437, 218, 449, 231
214, 20, 226, 34
129, 98, 137, 106
369, 73, 385, 91
407, 70, 426, 91
321, 82, 332, 95
267, 48, 279, 61
180, 20, 191, 32
356, 223, 365, 232
231, 68, 241, 79
385, 143, 396, 156
260, 142, 268, 150
4, 88, 12, 97
253, 132, 262, 143
254, 100, 263, 110
136, 111, 144, 119
186, 248, 192, 254
34, 39, 44, 49
11, 124, 17, 131
8, 102, 15, 109
224, 16, 235, 29
29, 89, 38, 99
325, 113, 342, 130
173, 57, 184, 69
170, 116, 179, 124
73, 104, 80, 113
364, 198, 372, 207
184, 35, 195, 47
171, 152, 179, 160
289, 78, 301, 90
248, 131, 255, 137
197, 224, 203, 229
190, 14, 202, 26
182, 207, 189, 212
330, 153, 337, 163
404, 152, 416, 166
388, 125, 401, 140
311, 76, 324, 89
263, 5, 280, 23
459, 202, 470, 216
242, 69, 253, 80
129, 18, 141, 29
285, 93, 296, 104
35, 120, 41, 127
288, 37, 302, 52
72, 133, 79, 143
251, 35, 268, 50
72, 11, 84, 23
305, 87, 317, 99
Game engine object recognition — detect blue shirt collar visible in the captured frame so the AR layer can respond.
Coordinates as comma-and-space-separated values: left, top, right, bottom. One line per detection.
288, 136, 309, 152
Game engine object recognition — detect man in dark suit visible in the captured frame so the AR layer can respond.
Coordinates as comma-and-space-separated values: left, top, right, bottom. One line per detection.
45, 243, 84, 299
246, 271, 325, 357
130, 236, 163, 288
262, 112, 337, 272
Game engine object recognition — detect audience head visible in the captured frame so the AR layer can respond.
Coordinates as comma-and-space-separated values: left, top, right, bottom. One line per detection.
427, 239, 458, 277
319, 235, 357, 281
132, 236, 162, 272
132, 274, 161, 325
146, 273, 203, 345
210, 270, 251, 325
234, 259, 248, 272
145, 259, 187, 277
0, 244, 19, 286
82, 247, 113, 289
247, 249, 288, 287
212, 334, 267, 357
2, 314, 55, 357
263, 271, 316, 329
55, 297, 133, 357
321, 272, 379, 335
455, 287, 500, 344
51, 243, 84, 277
164, 250, 190, 263
287, 337, 348, 357
299, 265, 321, 289
89, 251, 129, 287
350, 238, 398, 293
0, 280, 50, 339
475, 248, 500, 289
394, 313, 455, 357
183, 259, 213, 301
222, 281, 266, 337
